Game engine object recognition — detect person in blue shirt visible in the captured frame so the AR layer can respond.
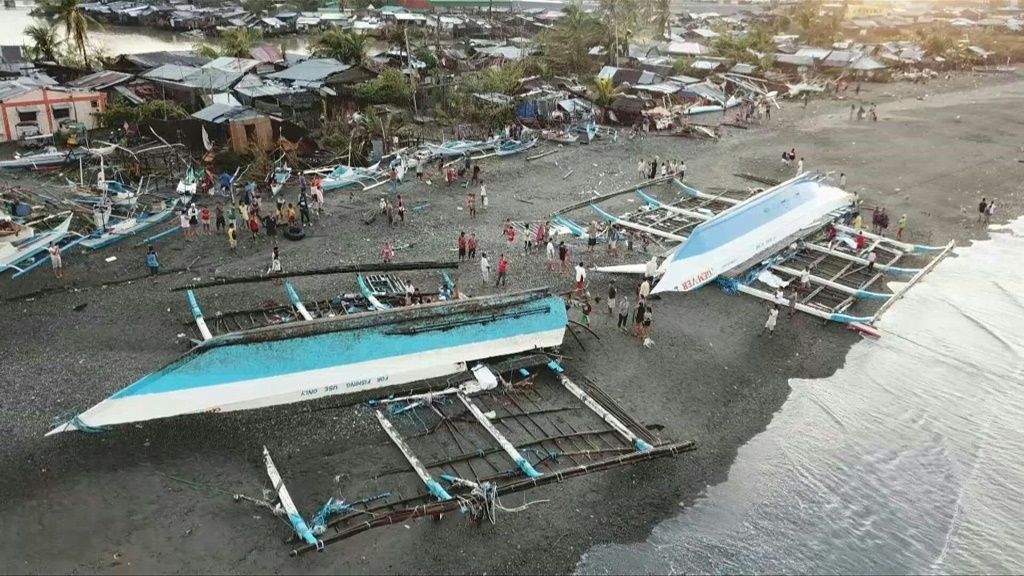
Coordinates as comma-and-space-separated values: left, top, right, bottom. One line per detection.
146, 246, 160, 276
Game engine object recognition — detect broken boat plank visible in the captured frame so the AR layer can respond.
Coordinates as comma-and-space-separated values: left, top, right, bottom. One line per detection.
525, 149, 558, 162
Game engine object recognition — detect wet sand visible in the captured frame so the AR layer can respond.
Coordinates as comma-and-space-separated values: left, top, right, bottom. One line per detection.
1, 73, 1022, 574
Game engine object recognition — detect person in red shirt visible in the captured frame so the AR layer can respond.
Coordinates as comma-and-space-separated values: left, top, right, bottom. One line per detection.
200, 206, 211, 234
248, 213, 261, 241
495, 254, 509, 287
458, 231, 467, 261
855, 231, 866, 251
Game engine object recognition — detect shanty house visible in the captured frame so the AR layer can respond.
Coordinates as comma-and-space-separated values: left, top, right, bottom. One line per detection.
141, 58, 259, 109
0, 80, 105, 142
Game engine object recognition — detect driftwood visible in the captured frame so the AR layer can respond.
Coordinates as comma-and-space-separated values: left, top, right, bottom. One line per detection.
526, 149, 558, 162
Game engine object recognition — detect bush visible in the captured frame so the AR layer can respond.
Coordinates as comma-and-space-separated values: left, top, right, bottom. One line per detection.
352, 69, 414, 107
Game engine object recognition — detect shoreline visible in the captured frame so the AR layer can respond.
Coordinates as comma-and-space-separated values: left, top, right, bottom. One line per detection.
2, 73, 1023, 574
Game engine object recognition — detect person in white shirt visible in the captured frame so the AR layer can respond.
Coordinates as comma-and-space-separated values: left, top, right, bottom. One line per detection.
644, 256, 658, 284
48, 242, 63, 278
762, 306, 779, 337
796, 157, 804, 174
800, 267, 811, 291
638, 278, 651, 301
545, 240, 555, 271
479, 253, 491, 284
574, 262, 587, 295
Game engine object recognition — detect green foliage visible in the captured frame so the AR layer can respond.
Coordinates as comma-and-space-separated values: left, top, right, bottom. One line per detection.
538, 1, 605, 76
95, 100, 189, 128
673, 56, 695, 74
352, 68, 414, 107
310, 28, 368, 65
461, 63, 524, 95
242, 0, 274, 17
321, 108, 415, 164
598, 0, 637, 62
590, 77, 617, 107
413, 46, 438, 70
289, 0, 321, 10
192, 42, 220, 59
711, 26, 776, 66
790, 0, 841, 46
220, 28, 264, 58
23, 22, 62, 63
35, 0, 100, 68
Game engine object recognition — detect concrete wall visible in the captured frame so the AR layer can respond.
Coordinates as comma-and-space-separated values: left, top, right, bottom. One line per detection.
0, 88, 106, 143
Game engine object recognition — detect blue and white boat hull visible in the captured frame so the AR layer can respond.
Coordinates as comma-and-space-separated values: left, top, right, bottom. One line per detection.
48, 291, 567, 435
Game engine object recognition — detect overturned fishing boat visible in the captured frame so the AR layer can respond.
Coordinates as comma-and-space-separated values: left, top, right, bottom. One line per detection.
0, 214, 74, 273
570, 173, 953, 334
48, 288, 568, 435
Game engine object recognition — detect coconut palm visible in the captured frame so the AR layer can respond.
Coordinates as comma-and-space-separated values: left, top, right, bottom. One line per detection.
42, 0, 98, 68
538, 2, 605, 75
310, 28, 368, 65
23, 22, 62, 63
598, 0, 637, 66
654, 0, 672, 39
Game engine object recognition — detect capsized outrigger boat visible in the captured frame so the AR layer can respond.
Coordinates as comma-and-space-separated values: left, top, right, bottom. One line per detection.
315, 164, 389, 192
48, 288, 568, 435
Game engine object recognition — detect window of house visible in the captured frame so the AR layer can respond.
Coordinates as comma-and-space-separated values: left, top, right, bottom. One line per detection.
17, 110, 37, 123
52, 107, 71, 120
90, 100, 99, 108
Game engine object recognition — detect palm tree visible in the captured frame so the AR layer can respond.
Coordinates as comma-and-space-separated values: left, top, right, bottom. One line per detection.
23, 23, 62, 63
654, 0, 672, 40
310, 28, 368, 65
538, 2, 605, 75
43, 0, 97, 68
598, 0, 637, 66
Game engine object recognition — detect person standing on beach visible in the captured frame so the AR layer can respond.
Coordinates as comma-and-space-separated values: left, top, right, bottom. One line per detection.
382, 240, 395, 263
580, 300, 592, 328
458, 232, 467, 262
146, 246, 160, 276
48, 242, 63, 278
761, 305, 779, 337
797, 157, 804, 174
467, 233, 478, 259
248, 211, 261, 241
866, 250, 878, 273
985, 200, 995, 224
586, 222, 597, 254
638, 277, 651, 303
200, 206, 211, 235
849, 103, 856, 120
637, 158, 646, 180
839, 173, 847, 188
574, 261, 587, 296
896, 214, 907, 240
495, 254, 509, 287
480, 181, 488, 210
607, 280, 617, 316
649, 158, 657, 179
787, 285, 799, 318
558, 241, 569, 273
215, 204, 225, 232
978, 198, 988, 222
632, 298, 645, 337
617, 295, 630, 331
480, 252, 491, 285
267, 246, 282, 277
467, 188, 476, 217
227, 223, 237, 252
546, 238, 556, 271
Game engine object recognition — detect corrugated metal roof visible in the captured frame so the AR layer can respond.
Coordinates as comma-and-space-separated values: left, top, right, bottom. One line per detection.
126, 51, 209, 70
205, 57, 260, 73
192, 103, 261, 123
0, 80, 35, 101
266, 58, 350, 85
67, 70, 133, 90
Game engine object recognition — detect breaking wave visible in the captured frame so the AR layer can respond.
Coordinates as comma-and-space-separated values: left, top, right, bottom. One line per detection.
578, 217, 1024, 574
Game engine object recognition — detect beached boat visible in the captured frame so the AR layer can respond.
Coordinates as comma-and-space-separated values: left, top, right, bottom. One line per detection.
425, 139, 499, 160
494, 137, 538, 157
317, 164, 389, 192
79, 201, 179, 250
270, 165, 292, 196
683, 95, 743, 116
541, 129, 579, 144
0, 219, 33, 243
0, 147, 83, 171
653, 174, 851, 294
176, 166, 201, 205
0, 215, 73, 272
47, 288, 568, 434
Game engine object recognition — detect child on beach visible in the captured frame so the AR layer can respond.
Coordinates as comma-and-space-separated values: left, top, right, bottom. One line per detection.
761, 305, 779, 337
382, 240, 395, 263
227, 223, 237, 252
146, 246, 159, 276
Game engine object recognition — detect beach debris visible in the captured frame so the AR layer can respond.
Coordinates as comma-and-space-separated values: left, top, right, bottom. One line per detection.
562, 169, 574, 180
104, 256, 117, 263
73, 303, 88, 312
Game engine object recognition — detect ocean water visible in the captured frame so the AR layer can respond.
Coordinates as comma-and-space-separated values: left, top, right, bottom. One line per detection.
579, 218, 1024, 575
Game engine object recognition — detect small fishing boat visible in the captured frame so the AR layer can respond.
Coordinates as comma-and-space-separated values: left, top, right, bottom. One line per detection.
494, 137, 538, 157
0, 215, 73, 272
79, 201, 179, 250
176, 166, 201, 205
425, 139, 499, 160
270, 165, 292, 196
317, 164, 388, 192
542, 129, 579, 144
683, 96, 743, 116
0, 147, 84, 171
